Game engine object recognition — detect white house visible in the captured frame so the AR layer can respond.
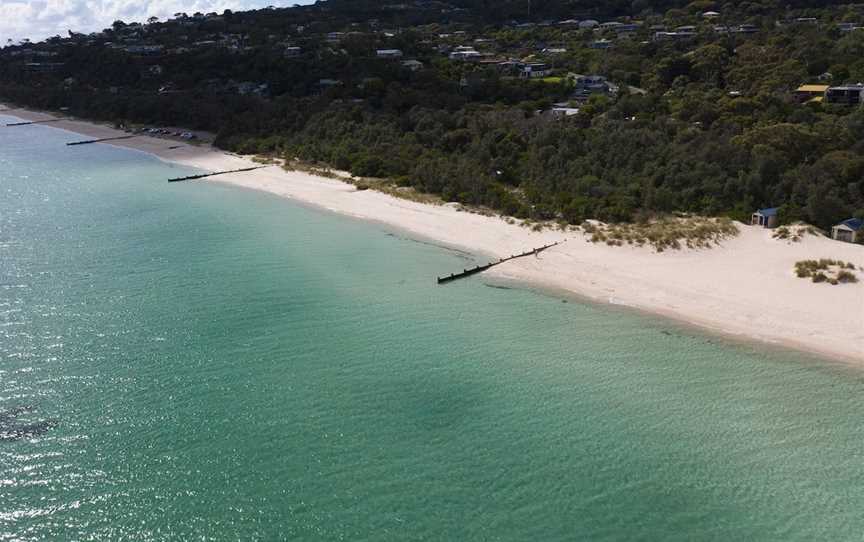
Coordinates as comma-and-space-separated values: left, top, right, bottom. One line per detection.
831, 218, 863, 243
401, 59, 424, 71
449, 46, 482, 61
377, 49, 403, 59
520, 63, 552, 79
550, 106, 580, 118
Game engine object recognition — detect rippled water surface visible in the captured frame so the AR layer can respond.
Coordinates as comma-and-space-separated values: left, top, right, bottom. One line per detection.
2, 118, 864, 541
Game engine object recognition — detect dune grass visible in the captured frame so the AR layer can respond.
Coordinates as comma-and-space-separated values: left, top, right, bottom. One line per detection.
772, 224, 821, 243
794, 259, 860, 285
580, 216, 739, 252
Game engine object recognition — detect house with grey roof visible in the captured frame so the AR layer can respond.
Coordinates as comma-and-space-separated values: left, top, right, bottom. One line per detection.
825, 84, 864, 106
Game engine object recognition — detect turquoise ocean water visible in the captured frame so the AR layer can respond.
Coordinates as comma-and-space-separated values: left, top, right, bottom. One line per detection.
2, 118, 864, 541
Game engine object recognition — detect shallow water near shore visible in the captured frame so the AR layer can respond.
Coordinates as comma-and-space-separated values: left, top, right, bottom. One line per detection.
3, 118, 864, 541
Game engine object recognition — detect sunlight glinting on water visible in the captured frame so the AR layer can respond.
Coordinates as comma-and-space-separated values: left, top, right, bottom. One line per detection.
2, 116, 864, 541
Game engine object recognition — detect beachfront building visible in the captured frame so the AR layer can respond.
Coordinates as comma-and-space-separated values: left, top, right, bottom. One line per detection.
794, 84, 828, 103
751, 207, 779, 228
831, 218, 863, 243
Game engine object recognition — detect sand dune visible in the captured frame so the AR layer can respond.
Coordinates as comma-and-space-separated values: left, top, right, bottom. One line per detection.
4, 107, 863, 363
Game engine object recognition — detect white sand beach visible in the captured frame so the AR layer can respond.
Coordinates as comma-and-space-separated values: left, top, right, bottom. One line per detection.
3, 107, 863, 363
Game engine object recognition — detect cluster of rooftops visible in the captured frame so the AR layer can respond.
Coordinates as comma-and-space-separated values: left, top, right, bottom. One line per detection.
795, 84, 864, 106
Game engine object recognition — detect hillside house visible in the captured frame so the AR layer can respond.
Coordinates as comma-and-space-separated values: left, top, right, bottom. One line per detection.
653, 31, 695, 41
23, 62, 64, 72
377, 49, 403, 59
751, 207, 779, 228
401, 59, 424, 71
549, 106, 580, 118
838, 22, 863, 33
825, 84, 864, 105
831, 218, 863, 243
794, 84, 828, 103
572, 75, 619, 101
520, 63, 552, 79
124, 45, 164, 55
449, 46, 481, 61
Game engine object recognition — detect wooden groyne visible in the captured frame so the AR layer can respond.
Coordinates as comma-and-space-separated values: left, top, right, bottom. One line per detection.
5, 118, 65, 127
67, 135, 138, 146
437, 242, 560, 284
167, 166, 268, 183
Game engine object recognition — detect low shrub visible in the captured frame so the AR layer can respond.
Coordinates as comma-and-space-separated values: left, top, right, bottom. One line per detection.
837, 270, 859, 283
795, 260, 860, 285
582, 216, 739, 252
773, 223, 821, 243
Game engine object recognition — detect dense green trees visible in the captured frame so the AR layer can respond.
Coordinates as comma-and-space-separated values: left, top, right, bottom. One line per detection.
2, 0, 863, 228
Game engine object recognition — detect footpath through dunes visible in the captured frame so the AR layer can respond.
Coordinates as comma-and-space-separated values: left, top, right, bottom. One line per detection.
2, 105, 863, 363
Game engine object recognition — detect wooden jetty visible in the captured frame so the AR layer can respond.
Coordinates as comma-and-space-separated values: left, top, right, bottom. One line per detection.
437, 242, 560, 284
167, 166, 268, 183
67, 135, 138, 146
5, 118, 65, 127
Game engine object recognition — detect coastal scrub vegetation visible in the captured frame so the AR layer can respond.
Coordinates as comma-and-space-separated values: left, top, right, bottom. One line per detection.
772, 224, 822, 243
2, 0, 864, 230
794, 259, 860, 284
581, 216, 739, 251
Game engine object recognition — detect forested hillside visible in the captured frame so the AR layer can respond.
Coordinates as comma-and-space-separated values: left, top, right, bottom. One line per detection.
1, 0, 863, 229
